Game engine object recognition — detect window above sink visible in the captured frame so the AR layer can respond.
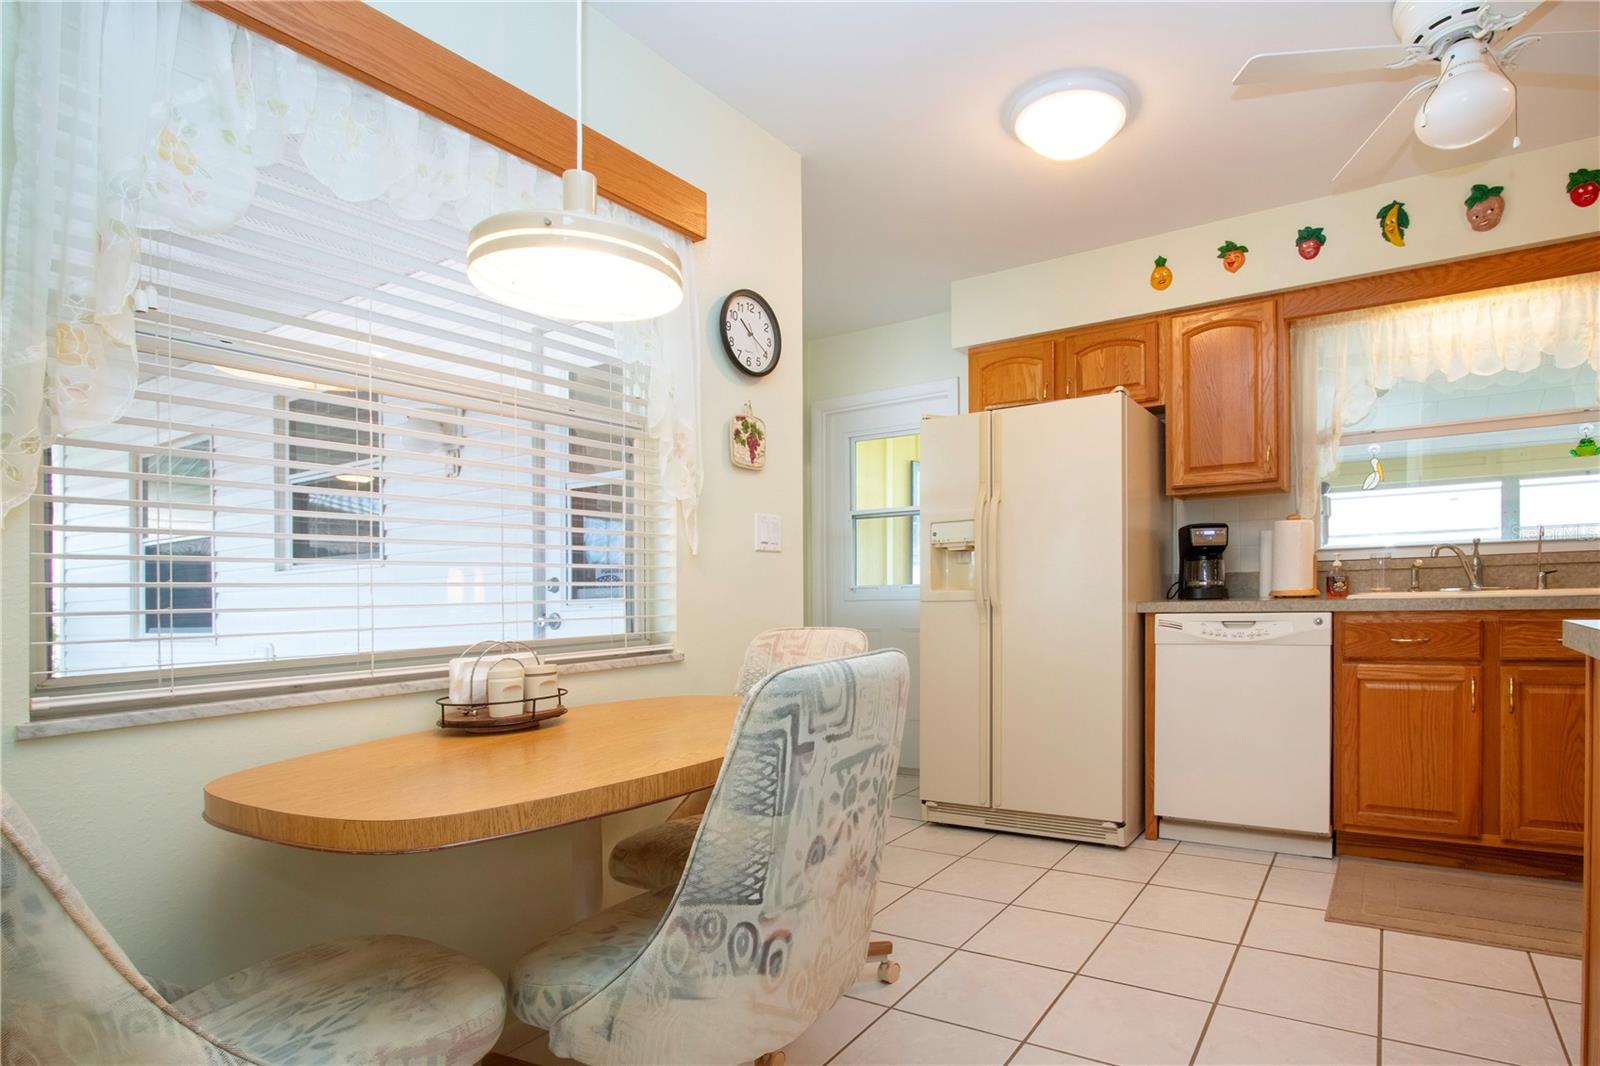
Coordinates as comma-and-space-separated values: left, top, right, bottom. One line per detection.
1297, 274, 1599, 552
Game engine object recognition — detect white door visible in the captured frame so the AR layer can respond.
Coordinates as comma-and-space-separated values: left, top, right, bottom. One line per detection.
812, 381, 960, 768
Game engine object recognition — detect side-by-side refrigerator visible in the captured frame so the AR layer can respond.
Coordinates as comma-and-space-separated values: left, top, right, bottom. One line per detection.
919, 391, 1167, 845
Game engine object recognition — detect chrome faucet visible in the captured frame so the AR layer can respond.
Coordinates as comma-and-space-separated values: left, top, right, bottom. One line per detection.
1430, 542, 1482, 590
1535, 526, 1558, 590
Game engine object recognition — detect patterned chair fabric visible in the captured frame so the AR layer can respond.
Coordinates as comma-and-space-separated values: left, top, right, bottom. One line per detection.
0, 791, 506, 1065
606, 627, 872, 894
733, 626, 870, 696
511, 649, 911, 1066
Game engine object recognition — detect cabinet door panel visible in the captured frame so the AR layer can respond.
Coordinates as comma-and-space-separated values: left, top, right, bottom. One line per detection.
1165, 299, 1284, 494
969, 338, 1054, 412
1058, 318, 1162, 406
1336, 662, 1481, 838
1501, 663, 1586, 847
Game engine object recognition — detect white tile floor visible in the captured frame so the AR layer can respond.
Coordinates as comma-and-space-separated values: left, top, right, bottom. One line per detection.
504, 772, 1581, 1066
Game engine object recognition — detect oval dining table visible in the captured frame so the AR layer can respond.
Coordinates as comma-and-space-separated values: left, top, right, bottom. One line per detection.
203, 694, 742, 917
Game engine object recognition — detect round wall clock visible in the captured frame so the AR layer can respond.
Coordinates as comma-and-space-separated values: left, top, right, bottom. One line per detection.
719, 289, 781, 377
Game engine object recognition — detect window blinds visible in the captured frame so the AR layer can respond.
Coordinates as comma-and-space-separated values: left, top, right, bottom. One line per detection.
32, 159, 674, 708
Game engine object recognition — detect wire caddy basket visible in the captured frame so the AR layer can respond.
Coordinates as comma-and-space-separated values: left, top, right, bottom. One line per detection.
436, 640, 568, 734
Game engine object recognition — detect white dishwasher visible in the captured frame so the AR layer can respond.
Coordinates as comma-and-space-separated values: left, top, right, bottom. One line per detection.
1154, 612, 1333, 858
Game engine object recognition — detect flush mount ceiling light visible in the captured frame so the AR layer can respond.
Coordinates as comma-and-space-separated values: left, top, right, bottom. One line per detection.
467, 0, 683, 322
1005, 73, 1131, 161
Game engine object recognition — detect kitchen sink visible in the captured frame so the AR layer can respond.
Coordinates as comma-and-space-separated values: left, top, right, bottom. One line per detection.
1347, 587, 1600, 599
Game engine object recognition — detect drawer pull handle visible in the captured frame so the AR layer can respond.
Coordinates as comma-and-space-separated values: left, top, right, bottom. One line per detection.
1389, 636, 1432, 644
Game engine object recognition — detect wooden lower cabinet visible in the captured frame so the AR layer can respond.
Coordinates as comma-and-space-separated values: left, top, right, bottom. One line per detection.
1500, 663, 1587, 848
1337, 662, 1481, 838
1335, 611, 1598, 870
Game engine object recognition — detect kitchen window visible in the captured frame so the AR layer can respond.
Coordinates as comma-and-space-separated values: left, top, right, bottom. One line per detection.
30, 162, 672, 710
1298, 274, 1599, 551
11, 1, 700, 722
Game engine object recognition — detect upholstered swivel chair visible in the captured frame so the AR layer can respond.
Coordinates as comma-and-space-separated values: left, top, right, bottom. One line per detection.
608, 626, 870, 892
509, 650, 910, 1066
0, 792, 506, 1065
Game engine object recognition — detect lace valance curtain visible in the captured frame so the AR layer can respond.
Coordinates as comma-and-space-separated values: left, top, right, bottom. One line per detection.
2, 0, 703, 546
1294, 273, 1600, 481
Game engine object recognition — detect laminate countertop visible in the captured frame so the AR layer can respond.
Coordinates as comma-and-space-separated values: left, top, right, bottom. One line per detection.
1564, 619, 1600, 660
1137, 593, 1600, 613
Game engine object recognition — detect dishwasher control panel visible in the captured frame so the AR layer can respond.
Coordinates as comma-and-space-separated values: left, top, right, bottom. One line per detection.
1155, 613, 1331, 646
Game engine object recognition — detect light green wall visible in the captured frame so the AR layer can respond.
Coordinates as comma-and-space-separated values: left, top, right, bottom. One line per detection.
0, 2, 802, 990
803, 312, 964, 620
806, 312, 965, 407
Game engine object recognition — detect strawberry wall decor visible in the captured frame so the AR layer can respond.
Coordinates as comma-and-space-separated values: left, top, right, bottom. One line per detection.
1464, 185, 1505, 232
1295, 227, 1326, 260
1217, 241, 1247, 273
1568, 169, 1599, 208
731, 402, 767, 471
1377, 200, 1409, 246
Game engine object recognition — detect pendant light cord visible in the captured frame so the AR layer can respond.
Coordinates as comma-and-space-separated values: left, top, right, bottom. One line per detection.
575, 0, 584, 172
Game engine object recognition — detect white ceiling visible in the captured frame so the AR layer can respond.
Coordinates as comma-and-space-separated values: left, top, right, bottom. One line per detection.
597, 1, 1599, 339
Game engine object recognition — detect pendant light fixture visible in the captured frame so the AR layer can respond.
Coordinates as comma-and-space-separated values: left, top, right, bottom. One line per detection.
467, 0, 684, 322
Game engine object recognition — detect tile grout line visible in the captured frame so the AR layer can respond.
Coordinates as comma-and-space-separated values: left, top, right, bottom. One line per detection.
999, 843, 1168, 1063
1528, 949, 1575, 1066
1376, 925, 1384, 1066
1188, 849, 1274, 1065
894, 832, 1169, 1062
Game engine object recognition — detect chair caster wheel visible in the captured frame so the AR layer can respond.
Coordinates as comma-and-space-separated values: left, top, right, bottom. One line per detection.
877, 960, 901, 984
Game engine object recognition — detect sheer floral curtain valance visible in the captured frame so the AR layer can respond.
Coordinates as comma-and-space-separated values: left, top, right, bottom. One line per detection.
2, 0, 703, 546
1293, 273, 1600, 484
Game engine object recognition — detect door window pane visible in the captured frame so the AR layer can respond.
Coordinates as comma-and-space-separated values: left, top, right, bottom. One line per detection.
854, 515, 917, 587
853, 435, 920, 509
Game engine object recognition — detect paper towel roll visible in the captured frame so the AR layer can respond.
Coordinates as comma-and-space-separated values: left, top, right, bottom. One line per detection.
1259, 529, 1275, 596
1270, 518, 1316, 595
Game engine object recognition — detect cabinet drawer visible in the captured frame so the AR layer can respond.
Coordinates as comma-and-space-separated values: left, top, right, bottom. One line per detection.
1340, 618, 1483, 662
1501, 620, 1583, 662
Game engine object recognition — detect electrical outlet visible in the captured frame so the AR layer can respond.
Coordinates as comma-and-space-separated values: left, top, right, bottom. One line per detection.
754, 513, 782, 552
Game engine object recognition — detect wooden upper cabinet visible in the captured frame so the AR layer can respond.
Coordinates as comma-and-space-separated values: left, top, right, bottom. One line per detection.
1500, 663, 1586, 848
969, 336, 1055, 412
1336, 662, 1482, 839
1056, 318, 1163, 406
1165, 298, 1287, 496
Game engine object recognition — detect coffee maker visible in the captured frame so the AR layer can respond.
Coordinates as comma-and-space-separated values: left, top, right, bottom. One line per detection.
1177, 523, 1229, 600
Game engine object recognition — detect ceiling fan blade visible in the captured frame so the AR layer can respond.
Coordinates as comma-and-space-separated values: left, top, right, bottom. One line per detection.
1499, 29, 1600, 72
1233, 44, 1420, 86
1332, 77, 1439, 184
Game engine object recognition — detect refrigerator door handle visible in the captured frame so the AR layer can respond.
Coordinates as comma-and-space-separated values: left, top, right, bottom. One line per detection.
986, 494, 1001, 607
975, 490, 991, 610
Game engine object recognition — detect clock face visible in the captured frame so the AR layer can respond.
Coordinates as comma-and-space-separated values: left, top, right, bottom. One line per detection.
720, 289, 781, 377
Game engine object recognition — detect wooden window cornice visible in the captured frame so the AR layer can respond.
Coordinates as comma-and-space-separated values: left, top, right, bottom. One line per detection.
198, 0, 708, 242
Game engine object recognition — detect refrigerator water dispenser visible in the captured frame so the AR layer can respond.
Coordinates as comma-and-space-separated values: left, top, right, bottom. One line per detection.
928, 520, 976, 593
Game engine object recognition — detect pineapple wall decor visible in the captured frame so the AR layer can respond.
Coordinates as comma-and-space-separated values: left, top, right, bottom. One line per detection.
731, 402, 767, 471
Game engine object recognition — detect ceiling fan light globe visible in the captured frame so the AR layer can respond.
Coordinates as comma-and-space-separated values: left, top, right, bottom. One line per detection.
1006, 74, 1130, 161
1413, 40, 1517, 150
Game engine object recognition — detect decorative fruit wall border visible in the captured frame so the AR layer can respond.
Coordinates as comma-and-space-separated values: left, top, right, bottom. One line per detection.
1145, 163, 1596, 291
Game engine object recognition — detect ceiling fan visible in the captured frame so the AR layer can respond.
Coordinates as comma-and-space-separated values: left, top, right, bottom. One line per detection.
1233, 1, 1599, 181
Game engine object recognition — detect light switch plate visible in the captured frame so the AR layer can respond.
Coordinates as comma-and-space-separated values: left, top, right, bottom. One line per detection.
754, 512, 782, 552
